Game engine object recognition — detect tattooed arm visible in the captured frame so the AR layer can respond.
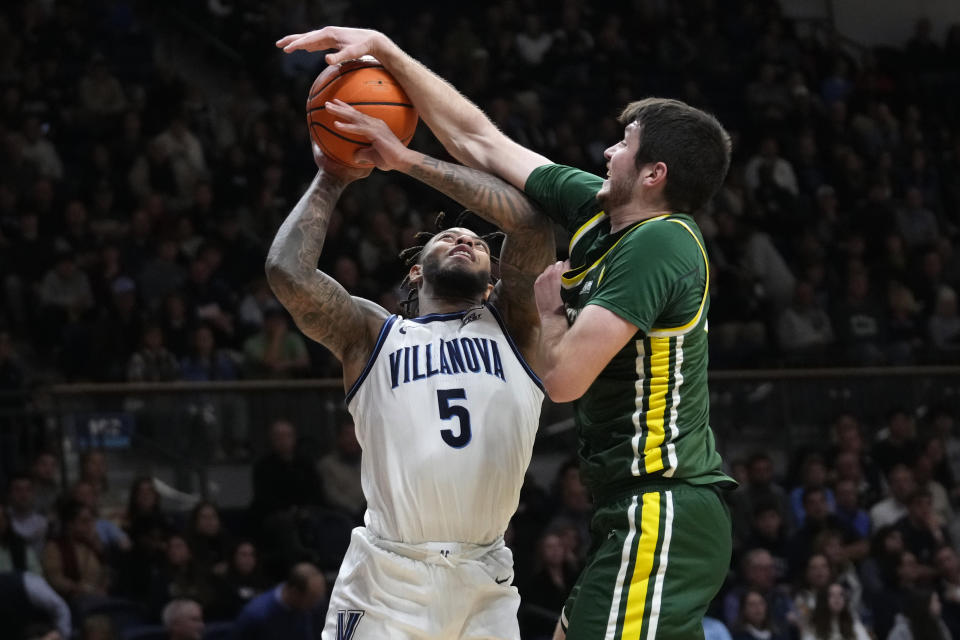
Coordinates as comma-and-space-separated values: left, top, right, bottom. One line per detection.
264, 154, 387, 390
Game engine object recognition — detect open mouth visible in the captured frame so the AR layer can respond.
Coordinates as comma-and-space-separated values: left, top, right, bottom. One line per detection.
449, 246, 474, 261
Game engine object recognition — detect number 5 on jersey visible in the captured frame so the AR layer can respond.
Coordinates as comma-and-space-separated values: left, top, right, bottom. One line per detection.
437, 388, 471, 448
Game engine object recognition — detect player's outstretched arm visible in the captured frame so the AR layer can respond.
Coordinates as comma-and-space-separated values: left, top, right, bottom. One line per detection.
264, 147, 388, 390
277, 26, 550, 191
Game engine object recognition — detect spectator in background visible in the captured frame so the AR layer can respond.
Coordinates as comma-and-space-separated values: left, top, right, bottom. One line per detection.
745, 136, 799, 197
232, 562, 327, 640
519, 531, 577, 640
29, 452, 60, 518
78, 55, 126, 122
895, 489, 948, 572
724, 548, 795, 632
242, 307, 310, 379
38, 248, 93, 339
20, 116, 63, 182
42, 500, 108, 606
731, 588, 791, 640
127, 323, 181, 382
887, 588, 951, 640
69, 480, 131, 557
317, 415, 364, 523
929, 286, 960, 358
729, 453, 793, 544
251, 419, 324, 524
704, 616, 733, 640
790, 454, 836, 526
7, 473, 48, 556
911, 453, 954, 530
777, 281, 835, 363
830, 414, 882, 505
545, 460, 591, 564
0, 503, 41, 573
740, 502, 790, 581
187, 501, 232, 576
210, 540, 268, 620
874, 412, 920, 476
180, 324, 237, 382
0, 571, 72, 640
832, 268, 885, 366
833, 478, 870, 539
163, 598, 205, 640
138, 238, 187, 311
793, 553, 834, 624
935, 546, 960, 639
79, 450, 125, 520
896, 187, 940, 251
871, 465, 916, 531
149, 533, 216, 617
125, 476, 171, 545
800, 582, 870, 640
153, 116, 208, 205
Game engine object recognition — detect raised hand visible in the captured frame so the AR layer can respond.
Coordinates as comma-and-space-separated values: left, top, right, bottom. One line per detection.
311, 142, 372, 182
276, 26, 391, 66
535, 261, 570, 318
324, 100, 414, 171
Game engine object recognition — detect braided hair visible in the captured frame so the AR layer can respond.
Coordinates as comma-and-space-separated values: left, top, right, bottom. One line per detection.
398, 210, 504, 317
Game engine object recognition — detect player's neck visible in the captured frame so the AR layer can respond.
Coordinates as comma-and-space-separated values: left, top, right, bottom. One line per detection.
416, 289, 486, 317
607, 203, 672, 233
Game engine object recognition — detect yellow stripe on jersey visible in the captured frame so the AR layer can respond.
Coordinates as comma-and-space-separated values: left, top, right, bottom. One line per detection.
620, 492, 662, 640
561, 214, 670, 289
643, 337, 671, 474
648, 219, 710, 337
568, 211, 608, 255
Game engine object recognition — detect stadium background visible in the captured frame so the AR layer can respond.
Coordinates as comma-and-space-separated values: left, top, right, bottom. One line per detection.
1, 0, 960, 638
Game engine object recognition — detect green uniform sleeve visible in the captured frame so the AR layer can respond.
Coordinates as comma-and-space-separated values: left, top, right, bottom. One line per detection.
524, 164, 604, 234
588, 220, 707, 335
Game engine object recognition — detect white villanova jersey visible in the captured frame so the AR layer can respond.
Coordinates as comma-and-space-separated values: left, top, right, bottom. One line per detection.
345, 303, 544, 545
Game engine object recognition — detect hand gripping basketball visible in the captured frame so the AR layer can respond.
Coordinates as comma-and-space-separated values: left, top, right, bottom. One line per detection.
325, 99, 413, 171
305, 57, 419, 168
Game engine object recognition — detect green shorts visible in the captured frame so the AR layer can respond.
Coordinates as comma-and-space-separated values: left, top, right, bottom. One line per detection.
561, 481, 731, 639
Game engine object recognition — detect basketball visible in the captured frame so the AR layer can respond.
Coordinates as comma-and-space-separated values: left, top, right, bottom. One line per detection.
306, 57, 419, 168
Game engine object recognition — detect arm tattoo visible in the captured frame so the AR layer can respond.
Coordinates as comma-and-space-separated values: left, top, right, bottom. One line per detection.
405, 155, 555, 353
407, 154, 542, 233
265, 171, 378, 363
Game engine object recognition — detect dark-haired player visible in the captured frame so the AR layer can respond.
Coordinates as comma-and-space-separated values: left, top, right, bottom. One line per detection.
279, 26, 737, 640
265, 134, 553, 638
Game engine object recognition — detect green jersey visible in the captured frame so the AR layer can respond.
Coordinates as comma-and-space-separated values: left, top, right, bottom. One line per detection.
525, 164, 734, 497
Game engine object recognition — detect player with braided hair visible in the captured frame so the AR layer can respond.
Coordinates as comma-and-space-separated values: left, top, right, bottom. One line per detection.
266, 117, 554, 638
397, 211, 505, 317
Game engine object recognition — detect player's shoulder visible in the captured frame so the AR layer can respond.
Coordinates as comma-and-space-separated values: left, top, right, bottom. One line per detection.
625, 214, 704, 249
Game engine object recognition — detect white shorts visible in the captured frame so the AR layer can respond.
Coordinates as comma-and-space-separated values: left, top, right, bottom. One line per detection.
321, 527, 520, 640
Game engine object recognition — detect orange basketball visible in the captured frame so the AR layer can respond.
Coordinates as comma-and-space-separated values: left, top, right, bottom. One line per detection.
306, 58, 419, 168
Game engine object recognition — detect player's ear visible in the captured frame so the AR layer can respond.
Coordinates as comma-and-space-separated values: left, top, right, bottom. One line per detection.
642, 161, 668, 187
482, 282, 494, 301
408, 263, 424, 286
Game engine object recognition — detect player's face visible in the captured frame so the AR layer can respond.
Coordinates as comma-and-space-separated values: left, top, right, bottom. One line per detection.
598, 122, 642, 210
417, 228, 492, 300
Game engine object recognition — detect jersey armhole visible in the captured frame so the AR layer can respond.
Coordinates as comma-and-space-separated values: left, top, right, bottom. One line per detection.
484, 303, 545, 393
345, 315, 398, 405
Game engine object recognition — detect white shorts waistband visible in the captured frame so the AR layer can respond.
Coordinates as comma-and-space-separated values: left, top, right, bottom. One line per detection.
359, 528, 504, 565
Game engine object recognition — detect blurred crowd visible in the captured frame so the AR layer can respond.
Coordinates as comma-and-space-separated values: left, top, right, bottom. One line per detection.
2, 0, 960, 638
7, 404, 960, 639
